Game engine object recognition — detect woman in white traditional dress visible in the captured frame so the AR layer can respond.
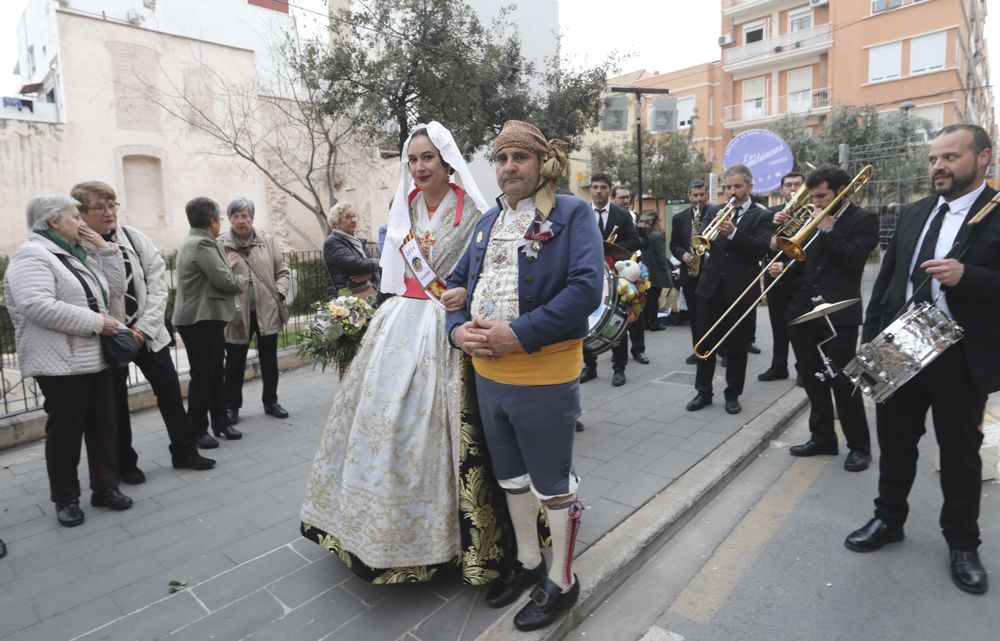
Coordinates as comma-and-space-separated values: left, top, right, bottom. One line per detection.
300, 122, 525, 584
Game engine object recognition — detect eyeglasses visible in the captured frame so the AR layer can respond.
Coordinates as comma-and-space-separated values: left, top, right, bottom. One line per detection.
82, 201, 120, 212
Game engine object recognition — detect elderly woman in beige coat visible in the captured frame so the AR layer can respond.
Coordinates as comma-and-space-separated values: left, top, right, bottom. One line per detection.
4, 195, 131, 527
219, 197, 292, 425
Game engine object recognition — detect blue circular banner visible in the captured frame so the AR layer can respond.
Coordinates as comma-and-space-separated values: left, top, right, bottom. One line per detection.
723, 129, 794, 192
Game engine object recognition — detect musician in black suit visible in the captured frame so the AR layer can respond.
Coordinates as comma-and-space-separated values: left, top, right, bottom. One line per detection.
581, 173, 641, 387
642, 212, 671, 330
613, 185, 649, 363
670, 180, 710, 364
686, 165, 771, 415
846, 125, 998, 595
783, 166, 877, 472
758, 172, 804, 382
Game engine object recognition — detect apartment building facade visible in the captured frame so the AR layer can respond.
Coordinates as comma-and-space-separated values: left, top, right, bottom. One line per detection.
575, 0, 995, 199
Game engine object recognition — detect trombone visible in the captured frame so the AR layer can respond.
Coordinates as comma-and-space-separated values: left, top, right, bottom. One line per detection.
691, 197, 739, 256
692, 165, 874, 361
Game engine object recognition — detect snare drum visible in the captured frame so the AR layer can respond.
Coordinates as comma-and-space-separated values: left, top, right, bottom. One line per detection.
584, 264, 629, 355
843, 303, 963, 402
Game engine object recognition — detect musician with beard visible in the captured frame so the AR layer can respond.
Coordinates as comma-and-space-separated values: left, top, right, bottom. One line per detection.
845, 125, 999, 596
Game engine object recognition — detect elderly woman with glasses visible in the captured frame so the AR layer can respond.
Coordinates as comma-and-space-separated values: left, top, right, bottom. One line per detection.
218, 197, 293, 424
323, 202, 380, 299
4, 195, 130, 527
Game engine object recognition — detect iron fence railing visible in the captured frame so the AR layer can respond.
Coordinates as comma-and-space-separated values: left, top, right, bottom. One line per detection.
0, 244, 377, 419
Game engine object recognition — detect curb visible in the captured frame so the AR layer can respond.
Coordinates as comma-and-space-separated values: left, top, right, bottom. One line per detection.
0, 349, 310, 451
472, 386, 808, 641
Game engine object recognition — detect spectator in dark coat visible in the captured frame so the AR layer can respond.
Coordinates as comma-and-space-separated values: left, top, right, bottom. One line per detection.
323, 202, 380, 298
642, 212, 671, 330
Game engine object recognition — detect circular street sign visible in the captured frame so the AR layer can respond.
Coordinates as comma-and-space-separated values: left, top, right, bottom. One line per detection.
723, 129, 794, 192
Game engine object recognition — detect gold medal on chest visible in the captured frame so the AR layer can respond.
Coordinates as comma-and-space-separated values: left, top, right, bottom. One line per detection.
476, 231, 484, 244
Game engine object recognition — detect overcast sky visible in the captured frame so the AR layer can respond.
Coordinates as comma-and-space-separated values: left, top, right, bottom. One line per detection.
1, 0, 997, 106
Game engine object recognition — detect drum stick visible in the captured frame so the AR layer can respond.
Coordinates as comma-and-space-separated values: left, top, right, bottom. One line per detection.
967, 191, 1000, 226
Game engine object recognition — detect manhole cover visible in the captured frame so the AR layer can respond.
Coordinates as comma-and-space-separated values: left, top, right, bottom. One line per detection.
654, 371, 697, 386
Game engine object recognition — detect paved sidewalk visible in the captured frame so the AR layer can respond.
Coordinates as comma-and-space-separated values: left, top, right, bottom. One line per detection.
0, 315, 796, 641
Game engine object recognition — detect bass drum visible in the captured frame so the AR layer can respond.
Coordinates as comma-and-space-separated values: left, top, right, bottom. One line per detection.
584, 264, 629, 356
843, 302, 964, 403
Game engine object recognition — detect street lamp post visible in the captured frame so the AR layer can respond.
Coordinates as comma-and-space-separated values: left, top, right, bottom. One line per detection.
608, 86, 671, 215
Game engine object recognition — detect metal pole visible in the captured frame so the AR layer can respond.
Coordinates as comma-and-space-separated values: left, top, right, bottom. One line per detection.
635, 92, 643, 215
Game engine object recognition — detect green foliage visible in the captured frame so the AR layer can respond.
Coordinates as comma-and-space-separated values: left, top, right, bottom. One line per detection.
287, 256, 329, 316
319, 0, 614, 155
591, 127, 714, 201
0, 256, 13, 354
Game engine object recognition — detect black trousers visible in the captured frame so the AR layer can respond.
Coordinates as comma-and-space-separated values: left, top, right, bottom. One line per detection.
680, 277, 700, 347
176, 321, 228, 435
789, 321, 869, 453
584, 313, 644, 372
643, 287, 663, 327
764, 275, 792, 370
37, 369, 118, 503
873, 346, 986, 551
113, 345, 199, 469
224, 312, 279, 410
694, 291, 753, 399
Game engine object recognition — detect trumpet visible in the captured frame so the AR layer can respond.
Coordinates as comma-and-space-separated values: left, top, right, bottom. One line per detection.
691, 197, 738, 256
692, 165, 874, 361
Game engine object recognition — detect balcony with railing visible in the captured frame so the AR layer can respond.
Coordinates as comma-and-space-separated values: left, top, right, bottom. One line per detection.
723, 87, 832, 127
722, 0, 804, 18
723, 23, 833, 72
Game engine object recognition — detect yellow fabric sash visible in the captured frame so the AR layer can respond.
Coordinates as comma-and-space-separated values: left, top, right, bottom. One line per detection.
472, 338, 583, 385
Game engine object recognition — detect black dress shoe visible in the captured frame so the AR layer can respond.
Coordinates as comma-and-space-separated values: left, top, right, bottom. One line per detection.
633, 352, 650, 365
514, 576, 580, 632
611, 370, 626, 387
844, 518, 904, 552
686, 393, 712, 411
844, 450, 872, 472
950, 549, 989, 594
649, 324, 666, 332
172, 452, 217, 470
486, 559, 547, 609
120, 467, 146, 485
195, 433, 220, 449
579, 365, 597, 383
55, 500, 85, 527
757, 367, 789, 382
748, 343, 762, 354
789, 440, 838, 457
213, 424, 243, 440
725, 398, 742, 414
91, 488, 133, 511
264, 403, 289, 419
575, 421, 585, 432
0, 538, 6, 559
685, 354, 698, 365
226, 408, 240, 426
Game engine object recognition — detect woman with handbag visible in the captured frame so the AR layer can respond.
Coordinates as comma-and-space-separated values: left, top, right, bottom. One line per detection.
322, 202, 379, 299
219, 197, 293, 425
4, 195, 133, 527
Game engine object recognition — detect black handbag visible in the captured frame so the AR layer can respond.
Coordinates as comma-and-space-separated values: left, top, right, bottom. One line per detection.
56, 254, 140, 368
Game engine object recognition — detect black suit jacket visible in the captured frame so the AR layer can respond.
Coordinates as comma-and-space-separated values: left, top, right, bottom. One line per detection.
645, 229, 671, 288
862, 187, 1000, 395
786, 203, 878, 327
596, 203, 641, 251
695, 201, 772, 300
670, 205, 707, 286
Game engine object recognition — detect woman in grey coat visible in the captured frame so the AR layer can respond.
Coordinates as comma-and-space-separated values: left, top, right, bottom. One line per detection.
4, 195, 131, 527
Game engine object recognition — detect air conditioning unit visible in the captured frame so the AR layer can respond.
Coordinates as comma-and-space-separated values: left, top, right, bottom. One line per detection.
718, 34, 734, 47
811, 0, 829, 6
126, 9, 142, 24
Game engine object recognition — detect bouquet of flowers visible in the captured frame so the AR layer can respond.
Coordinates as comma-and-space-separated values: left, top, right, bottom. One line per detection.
296, 292, 376, 374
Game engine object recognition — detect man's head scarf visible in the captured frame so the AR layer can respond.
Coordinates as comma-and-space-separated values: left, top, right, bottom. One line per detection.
492, 120, 569, 221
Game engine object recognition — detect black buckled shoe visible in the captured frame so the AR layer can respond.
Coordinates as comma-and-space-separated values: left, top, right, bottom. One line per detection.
579, 365, 597, 383
789, 440, 838, 457
486, 559, 547, 609
844, 518, 904, 552
213, 424, 243, 440
172, 452, 217, 471
611, 370, 627, 387
55, 500, 85, 527
195, 433, 220, 449
725, 398, 742, 415
950, 550, 989, 594
91, 488, 133, 511
686, 393, 712, 411
844, 450, 872, 472
264, 403, 289, 419
513, 576, 580, 632
575, 421, 585, 433
120, 467, 146, 485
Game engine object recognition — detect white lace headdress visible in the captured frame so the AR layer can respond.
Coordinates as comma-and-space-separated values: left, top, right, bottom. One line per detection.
380, 121, 489, 295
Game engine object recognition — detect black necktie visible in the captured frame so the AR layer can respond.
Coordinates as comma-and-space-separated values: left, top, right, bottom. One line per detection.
596, 208, 606, 235
910, 203, 949, 304
104, 232, 139, 326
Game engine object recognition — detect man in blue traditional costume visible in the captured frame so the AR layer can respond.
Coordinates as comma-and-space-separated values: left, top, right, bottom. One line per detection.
447, 120, 604, 632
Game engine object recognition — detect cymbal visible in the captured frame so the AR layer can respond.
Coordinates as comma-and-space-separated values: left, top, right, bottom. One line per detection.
790, 298, 860, 325
603, 240, 634, 261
